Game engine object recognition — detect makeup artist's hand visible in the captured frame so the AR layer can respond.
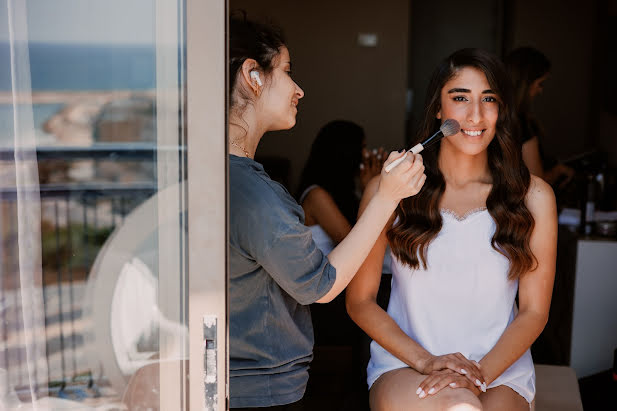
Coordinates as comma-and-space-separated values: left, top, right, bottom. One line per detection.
416, 353, 486, 393
416, 369, 482, 399
546, 163, 575, 189
360, 147, 386, 190
377, 151, 425, 202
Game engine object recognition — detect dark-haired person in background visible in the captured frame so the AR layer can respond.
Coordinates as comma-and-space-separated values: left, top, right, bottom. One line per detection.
504, 47, 575, 188
346, 48, 557, 410
228, 15, 426, 410
297, 120, 384, 256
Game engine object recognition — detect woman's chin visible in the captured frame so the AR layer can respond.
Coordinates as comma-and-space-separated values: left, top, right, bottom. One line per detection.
268, 120, 296, 133
280, 117, 297, 130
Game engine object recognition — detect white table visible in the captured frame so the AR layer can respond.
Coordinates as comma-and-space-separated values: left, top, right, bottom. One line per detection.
570, 238, 617, 378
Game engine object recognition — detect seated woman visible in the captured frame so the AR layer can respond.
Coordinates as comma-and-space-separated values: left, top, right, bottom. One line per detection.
346, 48, 557, 410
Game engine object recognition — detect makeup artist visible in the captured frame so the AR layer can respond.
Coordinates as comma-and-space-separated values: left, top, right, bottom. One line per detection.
227, 15, 426, 410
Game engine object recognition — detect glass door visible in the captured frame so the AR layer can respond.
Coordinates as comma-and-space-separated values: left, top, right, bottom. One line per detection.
0, 0, 227, 409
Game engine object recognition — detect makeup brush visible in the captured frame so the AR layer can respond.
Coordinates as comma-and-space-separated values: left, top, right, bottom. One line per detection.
384, 119, 460, 173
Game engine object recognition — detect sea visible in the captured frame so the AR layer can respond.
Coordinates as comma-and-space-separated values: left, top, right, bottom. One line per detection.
0, 42, 156, 146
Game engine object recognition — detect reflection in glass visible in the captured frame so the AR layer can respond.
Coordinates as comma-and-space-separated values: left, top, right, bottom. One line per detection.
0, 0, 187, 409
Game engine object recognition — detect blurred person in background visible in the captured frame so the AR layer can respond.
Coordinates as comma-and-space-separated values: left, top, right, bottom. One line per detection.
505, 47, 575, 188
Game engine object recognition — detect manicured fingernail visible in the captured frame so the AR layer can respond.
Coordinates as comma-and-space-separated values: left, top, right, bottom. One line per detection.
481, 382, 487, 392
416, 387, 422, 395
373, 149, 378, 154
460, 368, 468, 374
449, 382, 457, 388
475, 379, 482, 386
419, 390, 427, 399
359, 163, 365, 170
428, 388, 435, 395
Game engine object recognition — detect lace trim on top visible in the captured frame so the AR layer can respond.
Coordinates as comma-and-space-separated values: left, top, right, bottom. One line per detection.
440, 207, 488, 222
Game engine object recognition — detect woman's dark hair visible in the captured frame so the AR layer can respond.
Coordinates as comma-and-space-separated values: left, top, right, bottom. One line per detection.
229, 12, 286, 109
387, 48, 536, 280
504, 47, 551, 116
297, 120, 365, 224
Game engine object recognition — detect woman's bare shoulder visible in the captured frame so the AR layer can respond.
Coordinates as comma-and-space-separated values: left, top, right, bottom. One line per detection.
303, 185, 335, 206
525, 175, 556, 217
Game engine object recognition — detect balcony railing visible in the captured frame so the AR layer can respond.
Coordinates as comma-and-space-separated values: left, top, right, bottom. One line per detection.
0, 144, 178, 399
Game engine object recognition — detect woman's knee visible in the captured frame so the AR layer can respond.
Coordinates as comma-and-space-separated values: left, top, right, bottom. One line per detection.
368, 379, 396, 411
439, 389, 483, 411
368, 369, 415, 411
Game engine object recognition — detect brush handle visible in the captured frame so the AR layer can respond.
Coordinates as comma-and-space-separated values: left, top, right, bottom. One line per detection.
384, 143, 424, 173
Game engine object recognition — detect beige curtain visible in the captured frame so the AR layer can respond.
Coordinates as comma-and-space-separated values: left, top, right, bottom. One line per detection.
0, 0, 48, 407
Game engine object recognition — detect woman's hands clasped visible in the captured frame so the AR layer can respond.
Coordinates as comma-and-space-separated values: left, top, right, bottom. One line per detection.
378, 151, 426, 202
416, 353, 487, 399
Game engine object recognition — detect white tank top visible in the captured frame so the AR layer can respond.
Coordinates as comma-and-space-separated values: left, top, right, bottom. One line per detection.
366, 208, 535, 403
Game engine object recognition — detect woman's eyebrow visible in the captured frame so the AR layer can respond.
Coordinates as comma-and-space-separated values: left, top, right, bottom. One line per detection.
447, 88, 496, 94
447, 88, 469, 93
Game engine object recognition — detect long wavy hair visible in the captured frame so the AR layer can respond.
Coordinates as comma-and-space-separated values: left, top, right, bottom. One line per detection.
387, 48, 536, 280
296, 120, 364, 223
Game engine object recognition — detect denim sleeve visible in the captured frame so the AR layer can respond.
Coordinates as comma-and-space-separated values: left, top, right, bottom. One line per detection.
232, 177, 336, 305
258, 220, 336, 305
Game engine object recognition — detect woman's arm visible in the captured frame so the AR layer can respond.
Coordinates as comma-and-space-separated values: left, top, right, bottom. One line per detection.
522, 136, 544, 178
523, 136, 575, 186
302, 187, 352, 244
316, 152, 425, 303
345, 176, 431, 367
544, 163, 575, 188
478, 175, 557, 384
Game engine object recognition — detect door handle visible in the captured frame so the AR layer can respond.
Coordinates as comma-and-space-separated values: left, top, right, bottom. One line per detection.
203, 315, 217, 409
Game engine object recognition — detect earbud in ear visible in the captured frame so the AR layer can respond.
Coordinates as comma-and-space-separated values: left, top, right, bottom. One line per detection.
250, 71, 263, 87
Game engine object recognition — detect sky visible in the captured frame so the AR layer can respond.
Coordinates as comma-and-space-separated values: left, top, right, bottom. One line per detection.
1, 0, 157, 45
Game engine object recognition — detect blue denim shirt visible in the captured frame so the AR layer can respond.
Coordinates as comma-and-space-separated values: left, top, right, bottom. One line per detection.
229, 155, 336, 408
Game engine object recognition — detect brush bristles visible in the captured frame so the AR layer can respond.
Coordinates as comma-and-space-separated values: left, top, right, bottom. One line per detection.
440, 119, 460, 137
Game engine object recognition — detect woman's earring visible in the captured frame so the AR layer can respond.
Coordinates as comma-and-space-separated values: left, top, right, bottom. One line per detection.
252, 72, 262, 96
250, 71, 263, 86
